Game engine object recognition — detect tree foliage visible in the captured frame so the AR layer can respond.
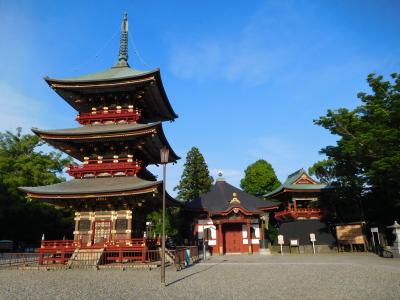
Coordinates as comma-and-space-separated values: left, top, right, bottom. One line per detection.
308, 159, 336, 185
174, 147, 213, 201
146, 208, 179, 240
314, 73, 400, 224
240, 159, 281, 196
0, 128, 73, 247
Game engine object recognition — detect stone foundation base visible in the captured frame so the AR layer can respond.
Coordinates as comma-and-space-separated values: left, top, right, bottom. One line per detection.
270, 244, 338, 254
259, 248, 271, 255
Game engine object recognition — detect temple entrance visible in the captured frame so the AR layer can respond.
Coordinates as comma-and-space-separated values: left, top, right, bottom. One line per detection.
92, 220, 112, 245
223, 223, 243, 253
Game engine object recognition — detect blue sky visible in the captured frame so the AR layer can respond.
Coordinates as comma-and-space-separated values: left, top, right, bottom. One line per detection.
1, 0, 399, 195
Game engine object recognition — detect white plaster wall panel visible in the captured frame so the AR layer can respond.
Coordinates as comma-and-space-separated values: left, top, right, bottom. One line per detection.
242, 225, 247, 238
251, 239, 259, 244
197, 225, 203, 239
252, 226, 260, 238
243, 239, 248, 244
198, 219, 214, 225
206, 225, 216, 239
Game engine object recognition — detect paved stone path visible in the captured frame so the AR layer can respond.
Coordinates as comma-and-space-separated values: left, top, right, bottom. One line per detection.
0, 254, 399, 299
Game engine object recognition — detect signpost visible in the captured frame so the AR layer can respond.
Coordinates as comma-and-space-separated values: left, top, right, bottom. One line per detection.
370, 227, 379, 251
278, 234, 284, 255
310, 233, 316, 254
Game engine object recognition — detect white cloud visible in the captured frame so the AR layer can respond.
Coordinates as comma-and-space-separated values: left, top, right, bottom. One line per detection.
168, 36, 290, 86
0, 81, 48, 132
167, 2, 307, 86
246, 136, 309, 182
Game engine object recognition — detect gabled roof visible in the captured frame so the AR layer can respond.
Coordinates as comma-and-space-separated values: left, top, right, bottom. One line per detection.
264, 169, 330, 198
186, 178, 278, 214
31, 122, 180, 163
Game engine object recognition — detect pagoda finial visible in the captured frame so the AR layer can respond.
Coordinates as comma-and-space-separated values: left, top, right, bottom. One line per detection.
114, 12, 129, 68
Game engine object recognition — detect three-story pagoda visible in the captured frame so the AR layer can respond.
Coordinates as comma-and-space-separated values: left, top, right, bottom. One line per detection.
20, 14, 180, 258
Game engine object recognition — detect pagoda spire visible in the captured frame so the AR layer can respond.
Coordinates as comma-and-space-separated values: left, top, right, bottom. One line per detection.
114, 12, 129, 68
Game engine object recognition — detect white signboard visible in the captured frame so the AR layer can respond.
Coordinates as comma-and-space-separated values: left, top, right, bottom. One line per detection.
310, 233, 316, 242
290, 239, 298, 246
278, 235, 284, 245
370, 227, 378, 233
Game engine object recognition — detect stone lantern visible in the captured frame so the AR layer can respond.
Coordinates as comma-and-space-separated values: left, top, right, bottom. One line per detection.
387, 221, 400, 258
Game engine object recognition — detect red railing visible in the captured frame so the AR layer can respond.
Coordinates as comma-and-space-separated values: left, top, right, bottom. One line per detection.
67, 158, 141, 178
40, 240, 80, 248
76, 108, 141, 125
275, 208, 322, 221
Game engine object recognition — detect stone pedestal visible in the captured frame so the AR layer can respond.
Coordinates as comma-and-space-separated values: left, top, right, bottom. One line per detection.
387, 221, 400, 258
259, 248, 271, 255
259, 239, 271, 255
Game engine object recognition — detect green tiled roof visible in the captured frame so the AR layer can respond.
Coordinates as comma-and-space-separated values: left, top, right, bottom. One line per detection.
32, 122, 159, 136
45, 66, 157, 83
264, 169, 329, 198
20, 176, 160, 195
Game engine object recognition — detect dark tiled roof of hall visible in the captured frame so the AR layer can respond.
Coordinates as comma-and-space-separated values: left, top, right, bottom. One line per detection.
187, 176, 278, 213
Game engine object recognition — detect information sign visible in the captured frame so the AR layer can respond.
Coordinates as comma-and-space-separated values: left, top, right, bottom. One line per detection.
310, 233, 316, 242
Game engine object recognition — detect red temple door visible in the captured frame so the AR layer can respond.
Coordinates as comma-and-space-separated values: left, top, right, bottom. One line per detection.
223, 223, 243, 253
92, 220, 112, 246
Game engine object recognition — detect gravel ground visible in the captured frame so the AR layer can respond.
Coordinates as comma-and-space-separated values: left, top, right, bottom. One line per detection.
0, 254, 399, 300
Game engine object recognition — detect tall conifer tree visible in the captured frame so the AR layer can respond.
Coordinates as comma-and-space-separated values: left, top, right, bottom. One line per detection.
174, 147, 213, 201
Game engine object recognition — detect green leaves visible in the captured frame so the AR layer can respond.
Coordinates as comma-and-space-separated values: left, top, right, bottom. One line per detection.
240, 159, 281, 197
314, 73, 400, 224
0, 128, 73, 244
174, 147, 213, 201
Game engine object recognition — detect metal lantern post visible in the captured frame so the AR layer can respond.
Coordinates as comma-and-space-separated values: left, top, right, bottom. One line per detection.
160, 147, 169, 286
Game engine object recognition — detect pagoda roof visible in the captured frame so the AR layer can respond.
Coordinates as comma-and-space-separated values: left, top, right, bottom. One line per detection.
20, 176, 157, 196
19, 176, 179, 206
45, 67, 177, 122
32, 122, 157, 137
45, 66, 156, 83
264, 169, 331, 198
186, 177, 279, 214
31, 122, 180, 163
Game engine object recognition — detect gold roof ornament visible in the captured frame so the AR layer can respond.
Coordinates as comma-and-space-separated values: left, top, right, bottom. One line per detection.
229, 192, 241, 205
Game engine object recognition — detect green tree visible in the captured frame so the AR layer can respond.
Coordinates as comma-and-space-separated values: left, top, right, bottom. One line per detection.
240, 159, 281, 196
146, 208, 179, 240
174, 147, 213, 201
314, 73, 400, 224
0, 128, 73, 247
308, 159, 336, 184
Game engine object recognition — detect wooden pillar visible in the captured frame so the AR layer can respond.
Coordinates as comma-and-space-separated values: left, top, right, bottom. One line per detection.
194, 221, 198, 240
218, 222, 223, 255
246, 220, 252, 254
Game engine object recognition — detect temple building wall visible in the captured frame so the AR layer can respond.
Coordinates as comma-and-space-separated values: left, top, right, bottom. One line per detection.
73, 210, 132, 246
196, 218, 262, 254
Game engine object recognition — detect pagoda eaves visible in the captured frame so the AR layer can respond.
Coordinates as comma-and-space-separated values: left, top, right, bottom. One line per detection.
45, 68, 177, 122
31, 122, 180, 163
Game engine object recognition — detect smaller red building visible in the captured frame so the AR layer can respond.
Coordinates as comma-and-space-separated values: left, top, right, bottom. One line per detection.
264, 169, 336, 248
187, 174, 278, 255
